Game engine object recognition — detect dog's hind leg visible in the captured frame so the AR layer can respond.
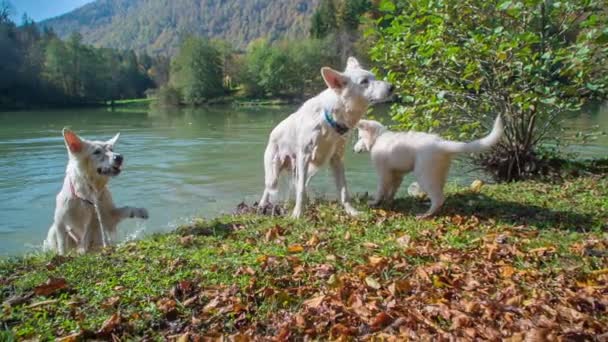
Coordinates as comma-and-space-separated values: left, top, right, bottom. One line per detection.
330, 155, 359, 216
259, 145, 281, 209
369, 169, 394, 207
415, 159, 449, 219
386, 171, 405, 203
292, 151, 311, 218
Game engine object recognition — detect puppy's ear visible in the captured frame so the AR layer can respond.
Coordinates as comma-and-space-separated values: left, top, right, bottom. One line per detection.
63, 128, 84, 154
321, 67, 348, 91
346, 56, 361, 70
357, 120, 373, 131
107, 132, 120, 147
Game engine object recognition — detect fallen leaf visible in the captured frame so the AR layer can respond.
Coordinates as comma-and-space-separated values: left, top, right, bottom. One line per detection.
388, 280, 411, 296
369, 255, 386, 267
470, 179, 484, 192
179, 235, 195, 246
26, 299, 59, 308
365, 276, 381, 290
396, 234, 411, 248
362, 242, 379, 249
56, 332, 82, 342
34, 278, 68, 296
288, 244, 304, 253
97, 312, 121, 336
303, 295, 325, 308
101, 296, 120, 309
370, 312, 393, 331
2, 292, 34, 307
306, 234, 320, 247
501, 265, 516, 278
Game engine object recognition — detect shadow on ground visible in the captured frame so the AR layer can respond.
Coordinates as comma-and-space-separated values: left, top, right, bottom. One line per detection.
382, 192, 600, 232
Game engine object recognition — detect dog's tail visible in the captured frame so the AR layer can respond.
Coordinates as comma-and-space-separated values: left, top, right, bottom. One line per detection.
438, 115, 503, 154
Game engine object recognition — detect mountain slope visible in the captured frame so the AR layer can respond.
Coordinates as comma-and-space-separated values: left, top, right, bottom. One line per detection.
41, 0, 319, 55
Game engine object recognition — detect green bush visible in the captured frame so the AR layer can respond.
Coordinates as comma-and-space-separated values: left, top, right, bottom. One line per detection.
370, 0, 608, 181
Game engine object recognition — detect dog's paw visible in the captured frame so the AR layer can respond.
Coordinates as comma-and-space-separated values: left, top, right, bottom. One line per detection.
291, 209, 302, 219
416, 213, 432, 220
367, 199, 381, 208
344, 204, 360, 217
132, 208, 149, 219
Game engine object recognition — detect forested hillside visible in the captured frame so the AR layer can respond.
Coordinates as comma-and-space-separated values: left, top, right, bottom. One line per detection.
41, 0, 319, 55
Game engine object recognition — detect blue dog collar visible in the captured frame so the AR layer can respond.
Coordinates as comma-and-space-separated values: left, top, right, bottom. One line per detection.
323, 109, 350, 135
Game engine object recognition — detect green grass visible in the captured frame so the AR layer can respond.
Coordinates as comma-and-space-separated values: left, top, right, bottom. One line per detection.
1, 176, 607, 340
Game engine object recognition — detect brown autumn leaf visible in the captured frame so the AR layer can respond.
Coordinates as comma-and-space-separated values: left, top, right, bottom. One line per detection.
34, 277, 68, 296
501, 265, 516, 278
179, 235, 195, 246
236, 266, 256, 276
101, 296, 120, 309
369, 255, 386, 267
176, 333, 189, 342
97, 312, 121, 336
303, 295, 325, 308
470, 179, 484, 192
288, 244, 304, 253
365, 276, 381, 290
56, 332, 82, 342
396, 234, 411, 248
388, 280, 411, 296
265, 225, 284, 242
306, 234, 320, 247
528, 246, 556, 256
362, 242, 379, 249
370, 312, 393, 331
156, 298, 177, 313
331, 323, 357, 336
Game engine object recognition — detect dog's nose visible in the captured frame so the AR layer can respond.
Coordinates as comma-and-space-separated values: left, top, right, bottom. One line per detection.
389, 84, 395, 93
113, 154, 123, 165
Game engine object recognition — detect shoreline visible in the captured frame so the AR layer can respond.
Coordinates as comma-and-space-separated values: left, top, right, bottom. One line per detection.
1, 176, 607, 339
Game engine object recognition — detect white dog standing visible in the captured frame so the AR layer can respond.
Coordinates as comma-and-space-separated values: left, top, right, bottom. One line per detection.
259, 57, 394, 218
354, 116, 503, 218
44, 129, 149, 254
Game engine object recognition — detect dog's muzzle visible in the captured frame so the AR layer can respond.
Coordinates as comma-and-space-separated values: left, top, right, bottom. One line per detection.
98, 154, 124, 176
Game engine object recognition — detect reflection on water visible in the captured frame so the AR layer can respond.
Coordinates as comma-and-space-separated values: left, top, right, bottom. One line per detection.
0, 103, 606, 255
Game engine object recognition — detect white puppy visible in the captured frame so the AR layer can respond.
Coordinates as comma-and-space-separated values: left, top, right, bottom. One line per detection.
259, 57, 394, 218
44, 129, 149, 254
354, 116, 503, 218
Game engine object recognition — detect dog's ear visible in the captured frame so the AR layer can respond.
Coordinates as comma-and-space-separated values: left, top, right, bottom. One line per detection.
346, 57, 361, 70
63, 128, 84, 154
107, 132, 120, 147
357, 120, 373, 131
321, 67, 348, 91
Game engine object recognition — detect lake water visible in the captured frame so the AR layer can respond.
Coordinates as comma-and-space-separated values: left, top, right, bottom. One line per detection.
1, 103, 606, 255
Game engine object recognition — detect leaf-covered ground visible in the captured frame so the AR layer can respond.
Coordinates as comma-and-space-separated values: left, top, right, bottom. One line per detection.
1, 176, 607, 341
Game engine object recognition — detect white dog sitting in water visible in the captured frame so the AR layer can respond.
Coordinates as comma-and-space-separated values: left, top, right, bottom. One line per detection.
354, 116, 503, 218
258, 57, 394, 218
44, 129, 149, 254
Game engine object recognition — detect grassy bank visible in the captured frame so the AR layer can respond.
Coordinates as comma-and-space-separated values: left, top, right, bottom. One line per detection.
106, 98, 157, 108
1, 176, 607, 340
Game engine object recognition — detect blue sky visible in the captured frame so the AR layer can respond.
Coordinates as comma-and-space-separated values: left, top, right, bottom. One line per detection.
11, 0, 93, 22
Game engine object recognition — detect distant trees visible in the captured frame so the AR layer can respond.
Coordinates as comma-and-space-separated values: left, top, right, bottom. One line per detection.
169, 37, 225, 104
237, 37, 341, 99
0, 4, 159, 109
309, 0, 371, 60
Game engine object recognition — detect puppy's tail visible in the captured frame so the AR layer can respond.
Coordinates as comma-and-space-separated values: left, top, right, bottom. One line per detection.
439, 115, 503, 154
